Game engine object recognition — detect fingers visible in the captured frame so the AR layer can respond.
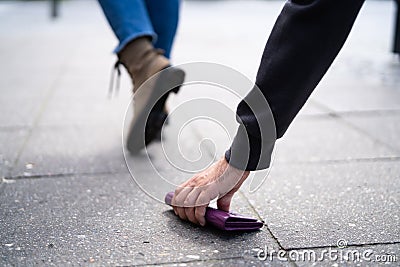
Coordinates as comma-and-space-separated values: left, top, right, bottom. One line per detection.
195, 192, 209, 226
172, 185, 209, 226
170, 156, 248, 227
183, 188, 202, 224
172, 178, 194, 215
173, 179, 192, 205
172, 186, 191, 221
195, 205, 207, 226
217, 192, 234, 212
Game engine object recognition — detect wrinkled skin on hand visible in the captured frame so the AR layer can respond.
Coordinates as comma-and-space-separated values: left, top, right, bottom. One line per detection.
171, 157, 250, 226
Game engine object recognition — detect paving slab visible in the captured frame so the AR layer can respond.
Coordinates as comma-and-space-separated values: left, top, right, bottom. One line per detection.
0, 14, 76, 128
36, 72, 131, 127
0, 173, 278, 266
274, 116, 398, 164
241, 161, 400, 249
10, 124, 127, 177
0, 0, 116, 128
341, 112, 400, 152
0, 128, 28, 178
0, 71, 54, 127
313, 76, 400, 114
10, 104, 220, 179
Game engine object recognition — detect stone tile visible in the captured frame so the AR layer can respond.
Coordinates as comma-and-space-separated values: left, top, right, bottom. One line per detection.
0, 173, 277, 266
0, 128, 28, 177
242, 161, 400, 249
0, 0, 115, 128
297, 101, 331, 117
10, 124, 127, 177
274, 116, 398, 164
36, 72, 132, 127
342, 113, 400, 152
313, 76, 400, 113
0, 73, 53, 127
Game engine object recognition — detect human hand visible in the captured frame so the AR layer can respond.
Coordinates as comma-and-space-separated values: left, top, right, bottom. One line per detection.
171, 157, 250, 226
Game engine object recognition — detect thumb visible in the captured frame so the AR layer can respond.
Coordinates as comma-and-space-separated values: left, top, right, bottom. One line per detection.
217, 192, 235, 212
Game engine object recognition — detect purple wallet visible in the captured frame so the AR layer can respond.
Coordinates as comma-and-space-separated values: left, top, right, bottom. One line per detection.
165, 192, 263, 231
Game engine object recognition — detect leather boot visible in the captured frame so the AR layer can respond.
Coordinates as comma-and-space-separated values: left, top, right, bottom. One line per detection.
118, 37, 185, 153
118, 37, 170, 91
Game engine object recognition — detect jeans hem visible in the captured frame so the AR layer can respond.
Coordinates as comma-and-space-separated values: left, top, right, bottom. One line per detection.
113, 31, 158, 54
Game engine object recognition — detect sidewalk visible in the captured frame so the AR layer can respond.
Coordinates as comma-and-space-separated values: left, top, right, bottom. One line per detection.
1, 0, 399, 266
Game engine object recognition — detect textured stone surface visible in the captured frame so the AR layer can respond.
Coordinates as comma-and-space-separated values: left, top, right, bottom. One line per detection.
0, 174, 277, 266
0, 128, 28, 177
342, 112, 400, 152
242, 161, 400, 249
274, 116, 398, 164
10, 125, 127, 177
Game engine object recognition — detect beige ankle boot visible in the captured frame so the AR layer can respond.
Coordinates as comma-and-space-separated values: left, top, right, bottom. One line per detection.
118, 37, 185, 153
118, 37, 170, 91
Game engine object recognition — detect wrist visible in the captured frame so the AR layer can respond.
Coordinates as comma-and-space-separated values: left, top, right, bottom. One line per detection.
221, 156, 250, 175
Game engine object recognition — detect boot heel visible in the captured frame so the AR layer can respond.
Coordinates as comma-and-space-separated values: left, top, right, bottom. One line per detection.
168, 67, 185, 94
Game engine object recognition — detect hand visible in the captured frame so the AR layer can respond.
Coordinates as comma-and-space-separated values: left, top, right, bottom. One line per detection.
171, 157, 250, 226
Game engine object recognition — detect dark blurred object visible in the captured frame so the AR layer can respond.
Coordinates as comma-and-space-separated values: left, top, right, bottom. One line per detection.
394, 0, 400, 55
51, 0, 59, 18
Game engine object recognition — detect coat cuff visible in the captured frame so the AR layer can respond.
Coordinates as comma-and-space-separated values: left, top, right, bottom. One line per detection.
225, 124, 275, 171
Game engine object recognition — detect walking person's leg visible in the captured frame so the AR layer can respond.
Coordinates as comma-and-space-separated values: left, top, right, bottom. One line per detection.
98, 0, 155, 54
98, 0, 184, 153
145, 0, 180, 59
172, 0, 365, 226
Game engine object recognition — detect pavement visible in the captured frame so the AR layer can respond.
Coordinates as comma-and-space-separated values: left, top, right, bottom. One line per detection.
0, 0, 399, 266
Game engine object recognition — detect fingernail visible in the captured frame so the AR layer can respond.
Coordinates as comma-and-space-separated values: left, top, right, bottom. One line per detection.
200, 220, 205, 226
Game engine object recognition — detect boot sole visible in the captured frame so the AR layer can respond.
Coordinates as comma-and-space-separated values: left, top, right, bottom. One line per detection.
126, 67, 185, 154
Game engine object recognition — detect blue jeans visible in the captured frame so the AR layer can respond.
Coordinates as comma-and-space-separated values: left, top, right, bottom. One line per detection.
98, 0, 180, 58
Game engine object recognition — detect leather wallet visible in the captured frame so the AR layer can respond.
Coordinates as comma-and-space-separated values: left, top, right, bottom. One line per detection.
165, 192, 263, 231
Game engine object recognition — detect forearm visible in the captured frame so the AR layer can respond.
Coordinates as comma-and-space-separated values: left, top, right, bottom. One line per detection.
226, 0, 365, 171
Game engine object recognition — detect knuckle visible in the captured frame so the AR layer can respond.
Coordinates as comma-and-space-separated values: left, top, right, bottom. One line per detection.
195, 207, 205, 217
183, 199, 191, 207
174, 195, 185, 207
196, 194, 208, 206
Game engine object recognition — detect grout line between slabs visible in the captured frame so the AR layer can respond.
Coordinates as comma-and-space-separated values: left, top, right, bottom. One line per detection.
8, 61, 71, 178
273, 156, 400, 166
192, 122, 298, 266
308, 99, 400, 154
3, 170, 129, 181
298, 106, 400, 120
128, 256, 244, 267
237, 190, 298, 267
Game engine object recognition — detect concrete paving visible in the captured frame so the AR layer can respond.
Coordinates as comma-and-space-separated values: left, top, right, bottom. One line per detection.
1, 0, 399, 266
